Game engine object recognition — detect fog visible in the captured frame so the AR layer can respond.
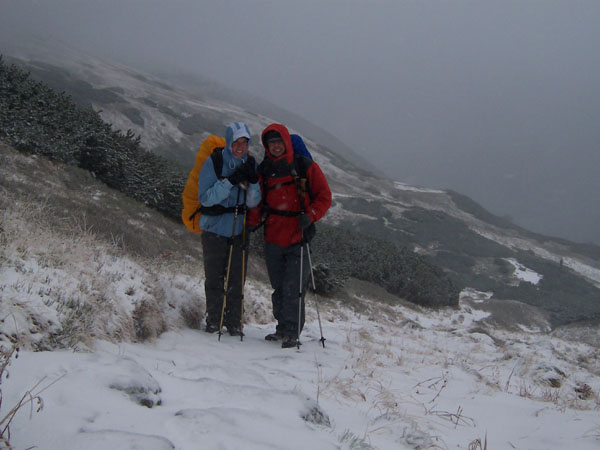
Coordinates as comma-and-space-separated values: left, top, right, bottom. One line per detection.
2, 0, 599, 245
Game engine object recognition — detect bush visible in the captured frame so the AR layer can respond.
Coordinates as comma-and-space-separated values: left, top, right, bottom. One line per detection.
312, 263, 346, 295
0, 57, 185, 221
312, 224, 459, 307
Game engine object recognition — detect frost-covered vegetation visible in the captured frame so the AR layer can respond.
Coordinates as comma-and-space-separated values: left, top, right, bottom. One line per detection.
0, 57, 459, 308
1, 178, 599, 448
0, 57, 184, 221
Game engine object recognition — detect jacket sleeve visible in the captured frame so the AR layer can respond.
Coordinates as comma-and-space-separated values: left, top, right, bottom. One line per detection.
305, 162, 332, 223
198, 157, 234, 206
247, 175, 264, 226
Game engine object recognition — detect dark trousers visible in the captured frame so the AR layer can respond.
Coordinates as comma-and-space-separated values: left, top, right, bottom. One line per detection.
265, 242, 310, 337
201, 231, 246, 329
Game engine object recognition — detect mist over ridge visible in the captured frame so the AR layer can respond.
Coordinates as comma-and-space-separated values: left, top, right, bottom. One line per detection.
1, 0, 600, 245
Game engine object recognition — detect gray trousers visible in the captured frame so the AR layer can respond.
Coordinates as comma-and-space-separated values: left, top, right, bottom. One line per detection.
265, 242, 310, 337
201, 231, 246, 329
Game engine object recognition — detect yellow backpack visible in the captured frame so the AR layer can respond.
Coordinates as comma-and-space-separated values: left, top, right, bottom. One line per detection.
181, 135, 226, 233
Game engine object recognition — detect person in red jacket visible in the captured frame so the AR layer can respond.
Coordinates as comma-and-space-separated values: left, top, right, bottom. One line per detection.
248, 123, 332, 348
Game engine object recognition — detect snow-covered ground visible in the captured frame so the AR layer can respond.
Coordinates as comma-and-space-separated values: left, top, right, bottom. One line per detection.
4, 311, 600, 450
504, 258, 544, 285
1, 186, 600, 449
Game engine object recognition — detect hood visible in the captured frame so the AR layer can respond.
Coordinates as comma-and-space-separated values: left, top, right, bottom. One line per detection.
224, 122, 251, 160
261, 123, 293, 164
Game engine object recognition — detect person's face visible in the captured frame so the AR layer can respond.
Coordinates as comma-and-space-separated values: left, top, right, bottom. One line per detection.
267, 139, 285, 158
231, 137, 249, 158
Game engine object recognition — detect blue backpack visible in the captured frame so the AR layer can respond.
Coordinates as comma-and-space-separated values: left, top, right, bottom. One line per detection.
290, 134, 313, 160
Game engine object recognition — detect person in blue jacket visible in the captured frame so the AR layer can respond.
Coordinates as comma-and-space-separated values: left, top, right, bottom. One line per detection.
198, 122, 261, 336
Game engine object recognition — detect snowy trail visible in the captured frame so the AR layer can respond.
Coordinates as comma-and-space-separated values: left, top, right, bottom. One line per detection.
7, 325, 344, 450
5, 313, 600, 450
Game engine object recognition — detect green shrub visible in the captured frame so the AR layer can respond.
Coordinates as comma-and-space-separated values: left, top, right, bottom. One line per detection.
312, 224, 459, 307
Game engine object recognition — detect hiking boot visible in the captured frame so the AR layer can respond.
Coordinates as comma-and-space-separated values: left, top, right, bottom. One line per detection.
205, 323, 219, 334
227, 326, 244, 337
281, 335, 301, 349
264, 331, 283, 341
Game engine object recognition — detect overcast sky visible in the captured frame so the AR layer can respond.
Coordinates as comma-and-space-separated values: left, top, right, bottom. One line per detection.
2, 0, 600, 245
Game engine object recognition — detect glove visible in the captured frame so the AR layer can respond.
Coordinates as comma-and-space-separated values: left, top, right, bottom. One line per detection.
243, 160, 259, 184
228, 168, 247, 186
297, 213, 312, 230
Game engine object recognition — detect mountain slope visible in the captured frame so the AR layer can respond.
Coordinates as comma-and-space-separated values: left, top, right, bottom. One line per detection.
2, 43, 600, 327
2, 144, 600, 450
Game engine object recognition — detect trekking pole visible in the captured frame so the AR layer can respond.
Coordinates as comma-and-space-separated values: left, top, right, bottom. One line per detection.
291, 169, 326, 349
305, 241, 326, 348
297, 240, 304, 350
218, 187, 242, 341
239, 189, 248, 342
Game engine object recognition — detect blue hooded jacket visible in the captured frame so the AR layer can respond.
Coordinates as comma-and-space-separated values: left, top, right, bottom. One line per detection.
197, 122, 261, 237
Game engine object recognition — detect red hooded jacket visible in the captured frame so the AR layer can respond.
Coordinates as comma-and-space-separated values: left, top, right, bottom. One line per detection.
248, 123, 332, 247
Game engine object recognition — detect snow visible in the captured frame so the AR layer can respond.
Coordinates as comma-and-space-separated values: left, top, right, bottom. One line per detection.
472, 229, 600, 288
460, 288, 494, 303
505, 258, 544, 285
393, 182, 445, 194
4, 315, 600, 450
2, 186, 600, 449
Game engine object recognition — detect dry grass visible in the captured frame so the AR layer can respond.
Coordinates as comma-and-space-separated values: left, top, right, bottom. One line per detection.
0, 345, 36, 448
468, 433, 488, 450
0, 178, 203, 349
0, 342, 65, 449
0, 146, 282, 350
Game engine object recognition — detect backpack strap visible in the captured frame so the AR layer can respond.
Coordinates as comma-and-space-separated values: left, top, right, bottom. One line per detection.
211, 147, 225, 180
290, 155, 317, 242
189, 204, 245, 223
201, 204, 246, 216
259, 155, 314, 197
263, 207, 302, 217
292, 154, 315, 201
257, 155, 316, 221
